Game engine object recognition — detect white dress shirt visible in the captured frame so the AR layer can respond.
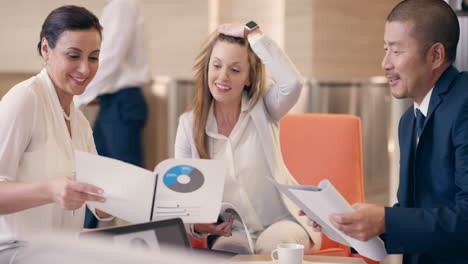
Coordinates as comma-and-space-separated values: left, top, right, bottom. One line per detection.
413, 87, 433, 117
414, 87, 433, 143
74, 0, 151, 107
0, 69, 97, 248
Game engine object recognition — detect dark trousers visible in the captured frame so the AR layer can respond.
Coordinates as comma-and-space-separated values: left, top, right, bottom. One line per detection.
84, 87, 147, 228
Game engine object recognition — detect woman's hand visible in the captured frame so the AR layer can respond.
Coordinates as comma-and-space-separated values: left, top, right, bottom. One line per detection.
299, 210, 322, 231
218, 23, 263, 39
95, 208, 112, 218
218, 23, 246, 38
44, 176, 105, 210
194, 215, 235, 236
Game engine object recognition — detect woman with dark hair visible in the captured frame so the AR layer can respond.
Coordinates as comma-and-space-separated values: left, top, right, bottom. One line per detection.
0, 5, 110, 261
175, 23, 321, 254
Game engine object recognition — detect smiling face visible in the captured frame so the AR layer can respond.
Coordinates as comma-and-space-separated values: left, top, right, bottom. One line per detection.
381, 21, 434, 104
41, 29, 101, 102
207, 40, 251, 108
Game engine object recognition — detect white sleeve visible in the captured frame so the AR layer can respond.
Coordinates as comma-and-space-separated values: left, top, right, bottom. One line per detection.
74, 0, 139, 107
0, 86, 36, 181
174, 113, 194, 159
248, 34, 304, 121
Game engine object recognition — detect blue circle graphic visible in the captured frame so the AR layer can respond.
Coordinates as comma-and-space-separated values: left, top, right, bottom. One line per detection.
163, 165, 204, 193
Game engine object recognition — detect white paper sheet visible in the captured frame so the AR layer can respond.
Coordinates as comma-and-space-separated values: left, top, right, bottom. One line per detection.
75, 151, 156, 223
220, 202, 254, 253
270, 179, 387, 261
152, 159, 226, 223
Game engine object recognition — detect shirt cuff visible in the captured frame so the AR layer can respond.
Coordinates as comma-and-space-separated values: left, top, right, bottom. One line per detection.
247, 32, 264, 46
190, 224, 208, 240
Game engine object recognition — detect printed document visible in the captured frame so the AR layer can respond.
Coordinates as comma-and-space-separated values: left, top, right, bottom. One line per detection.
75, 151, 226, 224
219, 202, 254, 254
270, 179, 387, 261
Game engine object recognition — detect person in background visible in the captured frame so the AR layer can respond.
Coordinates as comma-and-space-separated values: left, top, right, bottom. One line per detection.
0, 5, 111, 263
174, 22, 321, 254
304, 0, 468, 263
74, 0, 151, 229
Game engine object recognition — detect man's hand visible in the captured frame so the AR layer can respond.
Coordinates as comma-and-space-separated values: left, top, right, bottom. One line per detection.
329, 203, 385, 241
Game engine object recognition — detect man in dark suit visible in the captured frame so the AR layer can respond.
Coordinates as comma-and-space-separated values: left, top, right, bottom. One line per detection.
322, 0, 468, 263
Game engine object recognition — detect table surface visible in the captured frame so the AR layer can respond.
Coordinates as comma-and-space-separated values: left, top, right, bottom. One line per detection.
230, 254, 366, 263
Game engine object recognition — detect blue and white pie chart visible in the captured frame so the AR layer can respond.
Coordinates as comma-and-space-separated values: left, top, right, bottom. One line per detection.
162, 165, 205, 193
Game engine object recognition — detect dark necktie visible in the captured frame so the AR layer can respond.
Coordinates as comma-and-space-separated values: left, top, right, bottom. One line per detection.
415, 108, 425, 138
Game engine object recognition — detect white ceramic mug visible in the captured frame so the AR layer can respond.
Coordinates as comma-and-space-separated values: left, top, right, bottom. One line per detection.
270, 243, 304, 264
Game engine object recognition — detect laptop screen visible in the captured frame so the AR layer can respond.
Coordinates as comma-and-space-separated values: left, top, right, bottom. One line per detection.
79, 218, 190, 251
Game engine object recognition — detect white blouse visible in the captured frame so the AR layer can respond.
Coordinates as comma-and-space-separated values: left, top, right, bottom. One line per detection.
0, 69, 96, 247
206, 95, 291, 236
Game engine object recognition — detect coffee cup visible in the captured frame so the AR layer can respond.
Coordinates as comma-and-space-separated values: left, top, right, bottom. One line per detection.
270, 243, 304, 264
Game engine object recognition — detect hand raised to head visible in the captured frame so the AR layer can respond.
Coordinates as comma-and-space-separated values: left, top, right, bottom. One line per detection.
217, 23, 246, 38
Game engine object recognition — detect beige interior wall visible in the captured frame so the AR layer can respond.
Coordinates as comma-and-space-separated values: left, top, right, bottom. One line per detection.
0, 0, 210, 171
308, 0, 400, 81
212, 0, 400, 81
0, 73, 34, 100
0, 0, 209, 79
284, 0, 314, 78
141, 80, 169, 170
0, 1, 402, 171
218, 0, 285, 46
0, 0, 104, 73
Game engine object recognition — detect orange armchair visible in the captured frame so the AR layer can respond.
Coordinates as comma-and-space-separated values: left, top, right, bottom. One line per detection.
188, 235, 206, 248
280, 113, 378, 264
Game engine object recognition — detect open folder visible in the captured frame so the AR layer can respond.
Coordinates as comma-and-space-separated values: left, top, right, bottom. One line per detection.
269, 178, 387, 261
75, 151, 226, 224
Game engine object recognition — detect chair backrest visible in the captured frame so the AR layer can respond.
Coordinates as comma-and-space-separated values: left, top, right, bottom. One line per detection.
280, 113, 365, 252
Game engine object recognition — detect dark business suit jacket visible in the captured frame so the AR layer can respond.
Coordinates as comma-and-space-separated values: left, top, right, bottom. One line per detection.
383, 66, 468, 263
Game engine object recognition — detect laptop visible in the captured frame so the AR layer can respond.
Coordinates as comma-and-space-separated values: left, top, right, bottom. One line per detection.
79, 218, 236, 259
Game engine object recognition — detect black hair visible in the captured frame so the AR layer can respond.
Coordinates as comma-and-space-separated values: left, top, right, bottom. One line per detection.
387, 0, 459, 63
37, 5, 102, 56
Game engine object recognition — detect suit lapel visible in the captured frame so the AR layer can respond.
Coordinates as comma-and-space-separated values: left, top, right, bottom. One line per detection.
399, 111, 417, 207
403, 66, 459, 206
420, 66, 458, 137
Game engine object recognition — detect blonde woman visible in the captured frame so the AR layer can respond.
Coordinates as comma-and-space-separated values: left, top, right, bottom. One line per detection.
174, 22, 321, 254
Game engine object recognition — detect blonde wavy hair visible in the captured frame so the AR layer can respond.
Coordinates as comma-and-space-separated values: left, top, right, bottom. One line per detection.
190, 32, 266, 158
